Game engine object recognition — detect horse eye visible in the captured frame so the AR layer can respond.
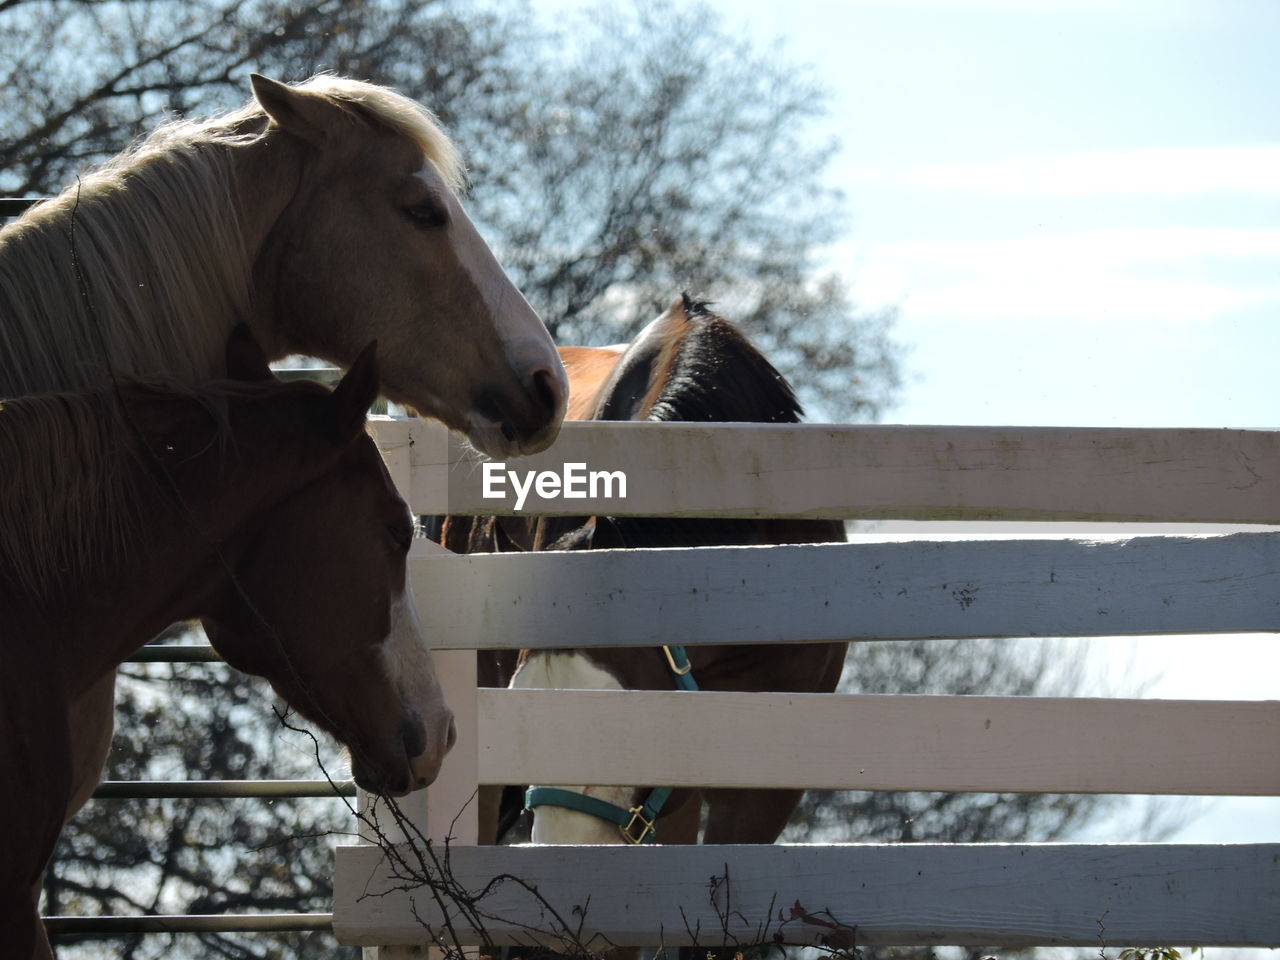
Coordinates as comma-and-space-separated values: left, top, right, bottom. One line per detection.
403, 201, 448, 228
386, 523, 413, 551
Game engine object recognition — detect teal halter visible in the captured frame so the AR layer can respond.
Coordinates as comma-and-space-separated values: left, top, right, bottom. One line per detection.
524, 645, 697, 843
523, 785, 675, 844
662, 643, 698, 692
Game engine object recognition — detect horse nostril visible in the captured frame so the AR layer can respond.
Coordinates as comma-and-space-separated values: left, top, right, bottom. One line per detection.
445, 715, 458, 752
400, 710, 427, 759
528, 366, 564, 422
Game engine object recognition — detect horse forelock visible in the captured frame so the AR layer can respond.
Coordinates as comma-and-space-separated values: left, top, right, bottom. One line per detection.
290, 75, 465, 193
679, 291, 716, 321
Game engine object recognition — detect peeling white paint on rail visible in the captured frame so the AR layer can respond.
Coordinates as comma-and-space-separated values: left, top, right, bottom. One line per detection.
477, 689, 1280, 795
333, 843, 1280, 948
369, 419, 1280, 522
412, 531, 1280, 649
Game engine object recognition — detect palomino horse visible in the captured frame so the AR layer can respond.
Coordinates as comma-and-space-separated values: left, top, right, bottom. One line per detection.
0, 73, 566, 850
0, 329, 454, 959
435, 295, 846, 847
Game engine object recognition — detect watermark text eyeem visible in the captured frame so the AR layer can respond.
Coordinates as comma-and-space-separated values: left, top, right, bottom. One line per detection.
481, 462, 627, 511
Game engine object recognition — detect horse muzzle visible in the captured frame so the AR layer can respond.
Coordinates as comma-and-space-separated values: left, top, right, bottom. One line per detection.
404, 707, 457, 791
468, 360, 567, 457
352, 705, 456, 797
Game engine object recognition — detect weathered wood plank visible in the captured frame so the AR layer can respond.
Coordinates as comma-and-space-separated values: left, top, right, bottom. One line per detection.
425, 650, 478, 845
370, 419, 1280, 522
413, 532, 1280, 648
333, 843, 1280, 947
473, 690, 1280, 795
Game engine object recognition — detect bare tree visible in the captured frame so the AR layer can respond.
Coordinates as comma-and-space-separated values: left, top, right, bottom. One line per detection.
450, 2, 900, 419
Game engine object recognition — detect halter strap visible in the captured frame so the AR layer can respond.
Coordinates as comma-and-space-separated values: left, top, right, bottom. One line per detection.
525, 785, 674, 844
523, 646, 698, 843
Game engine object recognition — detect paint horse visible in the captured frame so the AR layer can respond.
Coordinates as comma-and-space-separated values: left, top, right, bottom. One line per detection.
0, 329, 453, 960
435, 295, 846, 847
0, 73, 567, 862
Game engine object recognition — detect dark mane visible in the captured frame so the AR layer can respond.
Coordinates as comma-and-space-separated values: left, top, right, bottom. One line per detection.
575, 294, 835, 551
0, 376, 280, 597
0, 390, 147, 597
596, 293, 803, 425
648, 294, 803, 424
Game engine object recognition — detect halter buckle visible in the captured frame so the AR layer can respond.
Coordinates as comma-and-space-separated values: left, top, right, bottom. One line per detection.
662, 645, 693, 677
620, 805, 658, 844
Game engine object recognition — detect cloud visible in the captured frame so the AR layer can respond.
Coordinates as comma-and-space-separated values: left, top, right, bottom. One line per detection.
903, 277, 1280, 322
886, 228, 1280, 264
850, 146, 1280, 197
836, 228, 1280, 322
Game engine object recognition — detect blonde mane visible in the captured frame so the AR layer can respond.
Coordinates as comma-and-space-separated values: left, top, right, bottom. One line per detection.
0, 391, 149, 598
0, 75, 463, 396
293, 74, 464, 192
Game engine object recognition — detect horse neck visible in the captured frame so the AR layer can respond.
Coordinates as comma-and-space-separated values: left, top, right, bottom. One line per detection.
2, 475, 206, 702
0, 128, 300, 396
23, 389, 326, 700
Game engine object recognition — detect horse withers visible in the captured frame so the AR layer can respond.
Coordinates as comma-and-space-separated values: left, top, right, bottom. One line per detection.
0, 329, 453, 960
436, 295, 847, 848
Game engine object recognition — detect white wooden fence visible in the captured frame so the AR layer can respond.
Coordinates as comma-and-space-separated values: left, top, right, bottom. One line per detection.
335, 417, 1280, 951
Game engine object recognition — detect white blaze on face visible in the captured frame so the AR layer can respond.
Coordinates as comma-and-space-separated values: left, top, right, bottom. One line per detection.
382, 569, 455, 789
414, 164, 567, 454
416, 165, 544, 358
510, 652, 634, 844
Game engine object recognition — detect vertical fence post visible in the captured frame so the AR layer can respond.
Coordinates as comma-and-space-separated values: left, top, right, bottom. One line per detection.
364, 418, 433, 959
426, 645, 479, 846
426, 637, 479, 960
361, 631, 477, 960
365, 418, 479, 957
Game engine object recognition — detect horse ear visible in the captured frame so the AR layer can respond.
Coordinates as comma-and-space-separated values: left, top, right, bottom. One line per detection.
250, 74, 344, 149
331, 341, 380, 440
225, 324, 273, 382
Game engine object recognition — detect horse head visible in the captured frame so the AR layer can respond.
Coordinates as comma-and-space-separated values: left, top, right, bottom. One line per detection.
201, 329, 455, 795
246, 75, 567, 457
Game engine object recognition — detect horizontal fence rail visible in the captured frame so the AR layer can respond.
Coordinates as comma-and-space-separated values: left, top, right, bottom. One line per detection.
125, 644, 219, 662
108, 648, 354, 799
92, 779, 355, 799
478, 690, 1280, 795
370, 419, 1280, 523
53, 642, 341, 939
413, 531, 1280, 648
45, 914, 333, 936
0, 196, 45, 217
334, 843, 1280, 948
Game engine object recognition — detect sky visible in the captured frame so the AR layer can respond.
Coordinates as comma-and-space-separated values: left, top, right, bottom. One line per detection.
528, 0, 1279, 849
716, 0, 1280, 432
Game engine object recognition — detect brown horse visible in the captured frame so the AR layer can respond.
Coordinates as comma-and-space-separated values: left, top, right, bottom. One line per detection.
435, 295, 846, 847
0, 329, 454, 959
0, 72, 566, 857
